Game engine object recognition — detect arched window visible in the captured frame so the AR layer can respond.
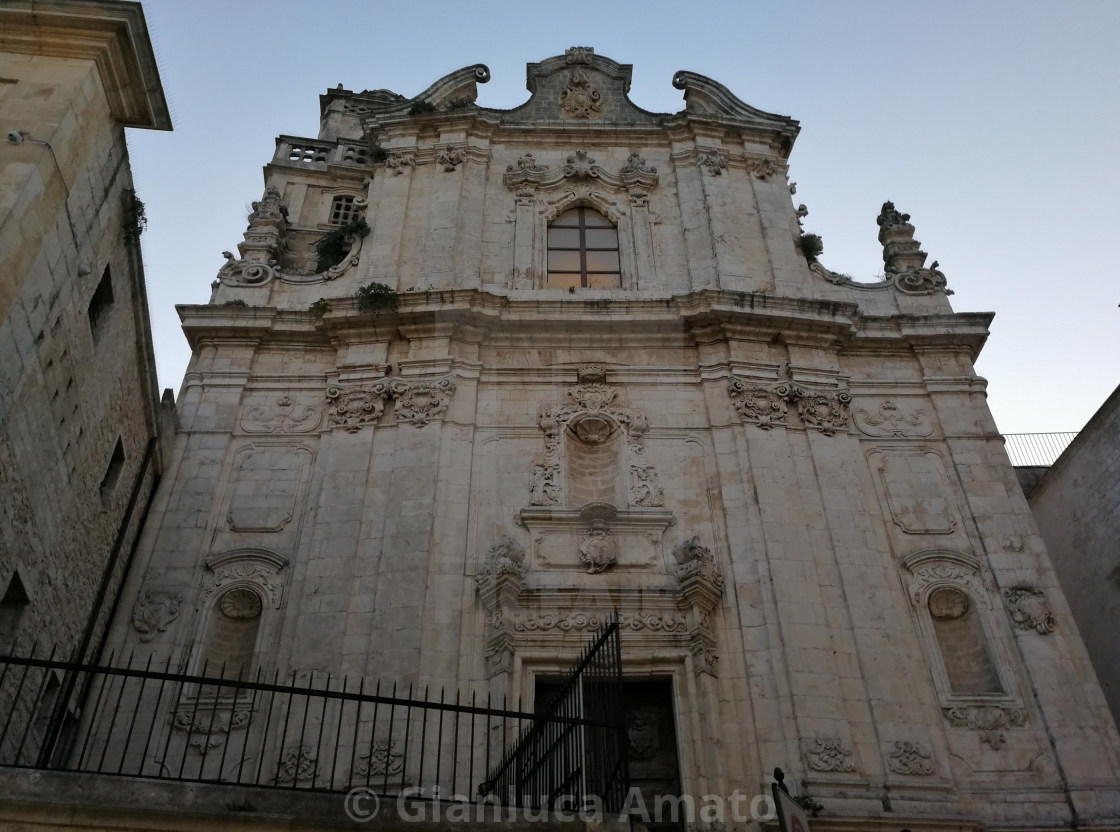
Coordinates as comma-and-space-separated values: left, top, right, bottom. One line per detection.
546, 207, 620, 289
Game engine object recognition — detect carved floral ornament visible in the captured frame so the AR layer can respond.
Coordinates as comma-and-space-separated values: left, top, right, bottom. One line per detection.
560, 70, 603, 120
943, 705, 1026, 749
805, 737, 856, 773
326, 377, 457, 432
852, 399, 933, 438
529, 366, 664, 509
727, 376, 851, 436
240, 396, 321, 434
886, 741, 934, 776
170, 705, 251, 755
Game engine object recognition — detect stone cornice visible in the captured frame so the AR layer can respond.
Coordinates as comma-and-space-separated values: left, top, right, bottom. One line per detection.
177, 293, 992, 357
0, 0, 171, 130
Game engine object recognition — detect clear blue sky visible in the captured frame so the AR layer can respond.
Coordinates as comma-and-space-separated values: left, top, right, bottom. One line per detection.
127, 0, 1120, 434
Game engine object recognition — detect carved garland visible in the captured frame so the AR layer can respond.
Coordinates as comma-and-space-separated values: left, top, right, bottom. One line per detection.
504, 149, 658, 203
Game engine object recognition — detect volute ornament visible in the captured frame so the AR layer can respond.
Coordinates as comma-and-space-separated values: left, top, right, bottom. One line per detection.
560, 71, 603, 120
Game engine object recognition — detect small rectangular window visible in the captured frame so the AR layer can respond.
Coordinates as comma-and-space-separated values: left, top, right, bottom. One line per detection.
329, 194, 357, 226
87, 266, 114, 340
99, 437, 125, 501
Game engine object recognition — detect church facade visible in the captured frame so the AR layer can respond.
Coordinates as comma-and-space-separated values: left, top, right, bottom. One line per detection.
92, 48, 1120, 828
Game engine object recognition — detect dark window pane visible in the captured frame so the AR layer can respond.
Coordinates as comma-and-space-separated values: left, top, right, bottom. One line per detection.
548, 228, 580, 248
585, 228, 618, 248
582, 209, 612, 226
553, 209, 581, 226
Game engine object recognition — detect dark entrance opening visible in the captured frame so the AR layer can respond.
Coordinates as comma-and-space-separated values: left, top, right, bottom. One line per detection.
537, 677, 682, 830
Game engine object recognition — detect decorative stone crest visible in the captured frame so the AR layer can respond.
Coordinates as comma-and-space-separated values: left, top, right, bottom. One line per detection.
170, 706, 251, 755
672, 536, 725, 677
886, 741, 934, 776
805, 737, 856, 772
697, 152, 727, 175
326, 377, 456, 431
743, 158, 780, 180
386, 152, 416, 175
326, 381, 392, 433
1004, 587, 1056, 634
276, 744, 318, 783
389, 377, 456, 426
728, 376, 851, 435
853, 399, 933, 438
672, 537, 724, 590
560, 71, 603, 120
241, 396, 321, 434
479, 535, 526, 578
943, 705, 1026, 749
579, 519, 619, 574
630, 464, 663, 506
627, 711, 660, 760
796, 391, 852, 436
131, 588, 182, 643
355, 741, 404, 778
436, 147, 466, 172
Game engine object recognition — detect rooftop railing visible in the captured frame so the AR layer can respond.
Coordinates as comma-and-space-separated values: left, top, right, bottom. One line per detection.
1003, 432, 1078, 467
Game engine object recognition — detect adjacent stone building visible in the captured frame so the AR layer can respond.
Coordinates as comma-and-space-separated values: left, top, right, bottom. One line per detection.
0, 0, 171, 666
8, 46, 1120, 830
1027, 384, 1120, 730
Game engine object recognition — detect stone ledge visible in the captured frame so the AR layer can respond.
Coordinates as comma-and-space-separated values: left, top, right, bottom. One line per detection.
0, 768, 622, 832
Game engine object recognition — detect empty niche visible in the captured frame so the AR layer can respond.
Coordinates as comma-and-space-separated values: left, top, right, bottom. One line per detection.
566, 412, 623, 507
928, 587, 1003, 695
200, 587, 263, 681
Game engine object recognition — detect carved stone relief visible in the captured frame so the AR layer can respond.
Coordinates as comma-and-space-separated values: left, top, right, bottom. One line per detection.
435, 146, 466, 172
503, 150, 658, 200
512, 612, 688, 633
727, 377, 851, 435
876, 201, 951, 296
943, 705, 1026, 749
276, 744, 318, 783
579, 519, 619, 574
529, 366, 664, 509
169, 705, 251, 755
743, 158, 780, 180
853, 400, 933, 438
673, 536, 725, 676
202, 550, 287, 609
131, 588, 183, 643
560, 71, 603, 120
326, 377, 456, 432
354, 741, 405, 778
886, 741, 934, 776
697, 151, 727, 175
386, 152, 416, 175
1004, 587, 1056, 634
240, 396, 321, 434
903, 561, 984, 609
805, 737, 856, 773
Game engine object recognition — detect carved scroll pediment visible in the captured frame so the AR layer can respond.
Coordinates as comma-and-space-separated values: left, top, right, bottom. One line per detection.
504, 149, 659, 199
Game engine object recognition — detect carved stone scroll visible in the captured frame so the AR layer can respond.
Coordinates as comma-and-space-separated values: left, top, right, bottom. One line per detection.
132, 589, 183, 643
805, 737, 856, 772
886, 741, 934, 776
1004, 587, 1056, 634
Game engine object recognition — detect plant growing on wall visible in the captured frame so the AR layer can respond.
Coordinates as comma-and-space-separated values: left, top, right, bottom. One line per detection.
308, 298, 330, 317
445, 97, 473, 110
408, 100, 437, 116
354, 282, 400, 315
797, 233, 823, 263
313, 218, 370, 272
122, 191, 147, 247
222, 299, 248, 307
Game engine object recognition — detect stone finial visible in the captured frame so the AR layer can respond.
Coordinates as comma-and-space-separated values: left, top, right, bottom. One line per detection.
876, 200, 927, 274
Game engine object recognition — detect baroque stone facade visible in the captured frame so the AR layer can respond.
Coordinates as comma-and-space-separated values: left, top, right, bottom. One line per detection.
84, 46, 1120, 830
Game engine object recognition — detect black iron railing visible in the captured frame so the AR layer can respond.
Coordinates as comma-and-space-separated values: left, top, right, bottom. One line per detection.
0, 637, 626, 807
483, 617, 627, 813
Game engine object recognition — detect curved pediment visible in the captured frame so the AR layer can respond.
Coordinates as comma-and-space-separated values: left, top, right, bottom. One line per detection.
672, 70, 799, 142
498, 46, 663, 126
324, 63, 491, 121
